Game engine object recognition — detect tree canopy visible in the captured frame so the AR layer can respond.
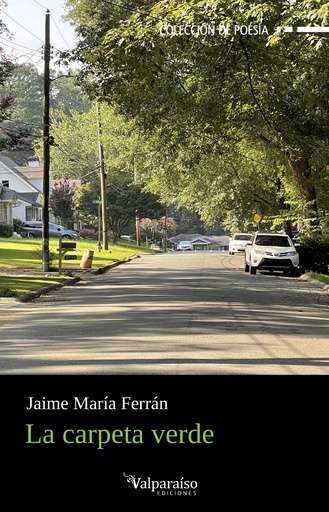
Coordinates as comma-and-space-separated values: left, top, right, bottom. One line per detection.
61, 0, 329, 233
76, 170, 165, 242
0, 16, 33, 156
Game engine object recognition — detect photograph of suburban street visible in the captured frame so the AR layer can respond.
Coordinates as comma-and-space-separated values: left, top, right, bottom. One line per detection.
1, 0, 329, 375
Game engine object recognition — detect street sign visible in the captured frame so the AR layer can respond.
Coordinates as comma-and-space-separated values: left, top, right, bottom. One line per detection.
92, 199, 102, 204
253, 214, 262, 223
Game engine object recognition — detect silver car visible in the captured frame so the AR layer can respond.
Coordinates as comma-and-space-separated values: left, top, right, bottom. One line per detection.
20, 221, 79, 239
177, 241, 193, 251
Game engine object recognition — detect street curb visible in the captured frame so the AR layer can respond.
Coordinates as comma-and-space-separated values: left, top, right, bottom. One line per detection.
91, 254, 141, 275
0, 254, 141, 303
19, 276, 82, 303
299, 274, 329, 292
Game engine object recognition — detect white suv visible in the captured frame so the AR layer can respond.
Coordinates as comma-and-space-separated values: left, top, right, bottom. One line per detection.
229, 233, 253, 254
244, 232, 299, 276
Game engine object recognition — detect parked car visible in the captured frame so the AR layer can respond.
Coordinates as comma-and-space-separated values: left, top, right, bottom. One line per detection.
177, 240, 193, 251
20, 221, 79, 239
229, 233, 253, 254
244, 232, 299, 276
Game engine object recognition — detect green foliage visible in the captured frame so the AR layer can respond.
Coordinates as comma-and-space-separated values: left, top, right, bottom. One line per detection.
297, 234, 329, 274
33, 245, 59, 267
0, 223, 13, 237
76, 171, 165, 241
49, 178, 78, 225
140, 216, 177, 239
61, 1, 329, 233
0, 286, 18, 297
1, 64, 91, 165
306, 272, 329, 285
0, 52, 33, 155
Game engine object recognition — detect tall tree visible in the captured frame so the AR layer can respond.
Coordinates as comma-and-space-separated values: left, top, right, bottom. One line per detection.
75, 171, 165, 242
62, 0, 329, 233
1, 63, 91, 165
49, 178, 78, 226
0, 12, 33, 156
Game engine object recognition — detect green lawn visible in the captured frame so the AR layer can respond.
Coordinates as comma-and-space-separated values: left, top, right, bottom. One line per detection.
0, 237, 153, 270
0, 237, 154, 297
306, 272, 329, 286
0, 274, 70, 296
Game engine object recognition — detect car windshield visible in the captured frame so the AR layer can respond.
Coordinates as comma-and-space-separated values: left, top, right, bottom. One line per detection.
255, 235, 292, 247
234, 234, 252, 241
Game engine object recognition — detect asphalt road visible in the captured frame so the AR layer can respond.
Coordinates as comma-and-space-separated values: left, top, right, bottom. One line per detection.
0, 251, 328, 374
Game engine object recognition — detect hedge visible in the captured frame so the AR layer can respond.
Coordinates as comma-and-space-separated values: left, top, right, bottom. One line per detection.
297, 235, 329, 274
0, 223, 13, 238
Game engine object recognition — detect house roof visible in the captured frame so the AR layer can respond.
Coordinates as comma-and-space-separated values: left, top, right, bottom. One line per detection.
0, 155, 41, 193
0, 184, 17, 202
170, 233, 230, 245
16, 166, 44, 180
16, 191, 42, 206
0, 155, 18, 169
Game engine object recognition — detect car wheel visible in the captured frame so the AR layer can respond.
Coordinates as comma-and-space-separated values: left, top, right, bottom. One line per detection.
62, 235, 71, 239
244, 261, 249, 272
27, 232, 36, 238
249, 266, 257, 275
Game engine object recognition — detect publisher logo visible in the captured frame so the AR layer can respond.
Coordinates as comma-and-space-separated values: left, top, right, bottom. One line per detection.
123, 472, 198, 496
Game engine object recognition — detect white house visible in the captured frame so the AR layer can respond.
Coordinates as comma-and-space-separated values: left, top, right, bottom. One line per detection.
0, 183, 18, 226
0, 155, 44, 224
0, 155, 82, 229
170, 233, 230, 251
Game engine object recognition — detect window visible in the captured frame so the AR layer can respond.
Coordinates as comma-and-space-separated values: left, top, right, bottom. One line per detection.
234, 234, 252, 241
0, 204, 8, 222
1, 180, 9, 187
255, 235, 292, 247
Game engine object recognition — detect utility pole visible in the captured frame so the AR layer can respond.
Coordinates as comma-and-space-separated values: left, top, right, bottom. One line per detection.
42, 9, 51, 272
134, 156, 140, 246
96, 102, 108, 250
164, 209, 167, 252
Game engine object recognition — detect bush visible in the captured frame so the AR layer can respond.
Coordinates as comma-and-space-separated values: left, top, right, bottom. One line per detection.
0, 287, 18, 297
0, 223, 13, 238
78, 228, 98, 240
297, 234, 329, 274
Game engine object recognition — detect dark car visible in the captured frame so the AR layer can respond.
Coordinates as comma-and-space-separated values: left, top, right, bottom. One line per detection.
20, 221, 79, 239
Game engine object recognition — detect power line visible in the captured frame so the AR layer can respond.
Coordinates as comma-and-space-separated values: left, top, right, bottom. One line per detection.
50, 14, 71, 49
1, 10, 44, 43
0, 35, 40, 52
0, 39, 43, 65
1, 4, 76, 69
32, 0, 49, 9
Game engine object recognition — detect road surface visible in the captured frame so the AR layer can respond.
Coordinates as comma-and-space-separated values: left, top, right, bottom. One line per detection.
0, 251, 328, 374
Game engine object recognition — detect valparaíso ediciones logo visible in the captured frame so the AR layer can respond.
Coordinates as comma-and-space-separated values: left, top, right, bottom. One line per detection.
123, 472, 198, 496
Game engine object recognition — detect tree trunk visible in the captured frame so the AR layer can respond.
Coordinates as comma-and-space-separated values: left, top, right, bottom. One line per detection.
283, 220, 293, 238
285, 153, 319, 229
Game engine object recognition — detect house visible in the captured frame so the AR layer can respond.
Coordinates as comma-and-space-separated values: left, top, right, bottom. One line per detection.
170, 233, 230, 251
0, 182, 18, 226
0, 155, 44, 223
0, 155, 82, 229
